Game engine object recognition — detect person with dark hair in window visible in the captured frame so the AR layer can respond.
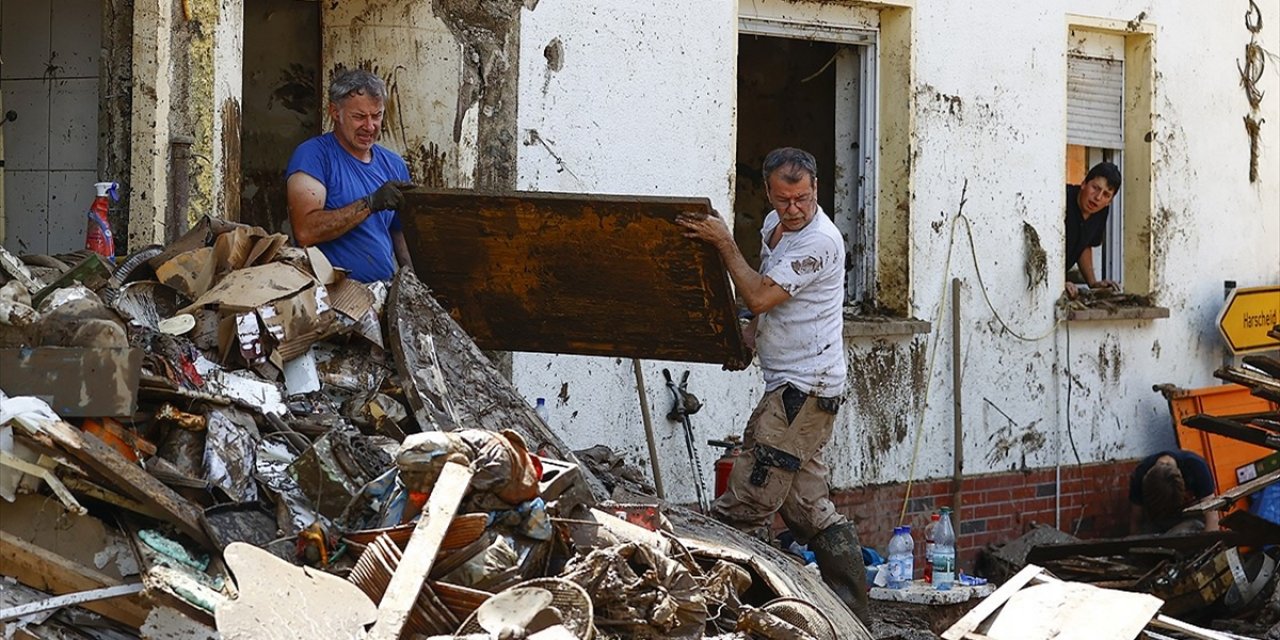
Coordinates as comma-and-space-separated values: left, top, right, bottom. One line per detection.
1128, 450, 1219, 535
286, 68, 415, 283
678, 147, 868, 625
1065, 161, 1121, 299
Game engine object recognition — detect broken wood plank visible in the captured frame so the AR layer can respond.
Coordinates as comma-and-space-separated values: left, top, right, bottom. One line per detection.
1026, 532, 1253, 563
1181, 414, 1280, 450
941, 564, 1045, 640
38, 420, 213, 547
984, 580, 1162, 640
1216, 366, 1280, 403
60, 475, 169, 520
367, 461, 474, 640
0, 530, 151, 628
1243, 354, 1280, 379
1220, 508, 1280, 539
0, 582, 145, 622
1184, 468, 1280, 513
1148, 614, 1235, 640
0, 348, 142, 417
398, 189, 750, 368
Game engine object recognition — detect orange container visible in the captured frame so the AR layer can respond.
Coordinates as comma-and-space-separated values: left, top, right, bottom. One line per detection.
1161, 383, 1277, 514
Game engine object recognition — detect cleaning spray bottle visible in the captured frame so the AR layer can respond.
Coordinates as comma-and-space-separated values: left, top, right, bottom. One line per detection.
85, 181, 119, 263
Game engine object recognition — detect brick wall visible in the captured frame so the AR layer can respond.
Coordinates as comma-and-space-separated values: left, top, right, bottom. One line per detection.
824, 458, 1140, 575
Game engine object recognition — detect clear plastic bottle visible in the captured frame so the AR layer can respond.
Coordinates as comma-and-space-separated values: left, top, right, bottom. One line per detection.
933, 507, 956, 591
923, 512, 940, 584
535, 397, 550, 424
887, 525, 914, 589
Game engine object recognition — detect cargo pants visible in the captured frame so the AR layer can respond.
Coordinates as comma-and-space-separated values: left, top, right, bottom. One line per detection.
710, 385, 846, 544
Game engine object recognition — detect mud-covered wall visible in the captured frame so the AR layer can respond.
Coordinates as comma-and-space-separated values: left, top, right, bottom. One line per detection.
508, 0, 1280, 506
320, 0, 529, 191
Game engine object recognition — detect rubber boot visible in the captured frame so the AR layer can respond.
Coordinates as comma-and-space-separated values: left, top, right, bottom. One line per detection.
808, 521, 871, 626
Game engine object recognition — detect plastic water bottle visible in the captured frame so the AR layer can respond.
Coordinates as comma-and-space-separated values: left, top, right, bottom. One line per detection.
535, 397, 550, 425
923, 512, 940, 584
887, 526, 914, 589
933, 507, 956, 591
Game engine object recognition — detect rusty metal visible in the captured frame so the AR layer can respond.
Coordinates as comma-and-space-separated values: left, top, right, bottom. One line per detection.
398, 189, 749, 368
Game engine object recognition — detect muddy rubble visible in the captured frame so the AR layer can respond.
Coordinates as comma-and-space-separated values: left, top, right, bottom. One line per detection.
4, 217, 1278, 640
0, 218, 872, 640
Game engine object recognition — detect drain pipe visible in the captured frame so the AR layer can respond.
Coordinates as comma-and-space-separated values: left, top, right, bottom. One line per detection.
951, 278, 963, 530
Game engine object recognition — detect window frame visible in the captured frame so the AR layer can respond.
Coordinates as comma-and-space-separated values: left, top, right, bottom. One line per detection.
1064, 16, 1155, 295
736, 16, 880, 307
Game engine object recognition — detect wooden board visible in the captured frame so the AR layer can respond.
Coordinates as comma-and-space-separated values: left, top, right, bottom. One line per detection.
41, 420, 213, 548
982, 580, 1161, 640
367, 461, 474, 640
399, 189, 750, 368
942, 565, 1045, 640
0, 530, 151, 629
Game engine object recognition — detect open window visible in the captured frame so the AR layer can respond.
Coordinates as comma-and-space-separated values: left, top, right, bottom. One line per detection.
1065, 21, 1154, 294
735, 4, 912, 318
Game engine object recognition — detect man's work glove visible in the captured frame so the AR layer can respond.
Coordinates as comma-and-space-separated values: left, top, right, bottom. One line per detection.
364, 180, 416, 212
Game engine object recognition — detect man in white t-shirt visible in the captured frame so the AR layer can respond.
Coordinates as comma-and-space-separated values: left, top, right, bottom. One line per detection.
678, 147, 867, 624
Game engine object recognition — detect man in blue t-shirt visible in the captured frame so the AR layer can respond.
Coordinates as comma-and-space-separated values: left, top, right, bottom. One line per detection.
1128, 450, 1219, 535
286, 68, 414, 283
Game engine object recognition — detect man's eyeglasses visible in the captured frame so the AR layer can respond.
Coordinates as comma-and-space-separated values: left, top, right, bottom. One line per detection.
769, 193, 815, 210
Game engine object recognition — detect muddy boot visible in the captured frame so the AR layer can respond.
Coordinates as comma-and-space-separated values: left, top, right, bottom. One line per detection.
808, 521, 871, 626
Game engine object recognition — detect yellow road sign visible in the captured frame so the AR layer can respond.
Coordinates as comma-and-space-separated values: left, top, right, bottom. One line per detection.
1217, 285, 1280, 354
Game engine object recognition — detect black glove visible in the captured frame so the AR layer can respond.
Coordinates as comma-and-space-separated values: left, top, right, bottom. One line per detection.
364, 180, 416, 212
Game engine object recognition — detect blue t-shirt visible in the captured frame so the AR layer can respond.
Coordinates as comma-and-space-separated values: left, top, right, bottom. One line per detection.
285, 133, 410, 282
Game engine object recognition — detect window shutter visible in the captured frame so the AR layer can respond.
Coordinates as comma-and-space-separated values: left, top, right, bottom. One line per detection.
1067, 55, 1123, 148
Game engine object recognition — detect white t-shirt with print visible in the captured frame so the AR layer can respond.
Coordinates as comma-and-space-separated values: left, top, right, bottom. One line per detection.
755, 207, 847, 397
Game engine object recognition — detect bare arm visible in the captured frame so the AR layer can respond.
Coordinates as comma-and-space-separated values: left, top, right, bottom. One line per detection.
1203, 509, 1220, 532
1077, 246, 1118, 291
392, 228, 413, 271
287, 172, 372, 247
676, 211, 790, 314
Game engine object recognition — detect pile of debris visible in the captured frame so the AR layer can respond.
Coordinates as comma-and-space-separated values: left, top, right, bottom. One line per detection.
0, 219, 869, 639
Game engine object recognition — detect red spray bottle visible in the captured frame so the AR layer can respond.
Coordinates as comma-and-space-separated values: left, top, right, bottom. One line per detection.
85, 181, 118, 263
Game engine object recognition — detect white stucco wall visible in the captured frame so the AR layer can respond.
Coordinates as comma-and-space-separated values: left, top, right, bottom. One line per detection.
511, 0, 1280, 505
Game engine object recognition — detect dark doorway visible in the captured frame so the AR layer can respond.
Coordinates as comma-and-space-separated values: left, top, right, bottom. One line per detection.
240, 0, 322, 235
734, 34, 838, 269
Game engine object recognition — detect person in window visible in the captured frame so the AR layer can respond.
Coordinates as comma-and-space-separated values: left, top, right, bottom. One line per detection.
286, 68, 415, 283
1128, 450, 1219, 535
678, 148, 868, 625
1064, 161, 1121, 299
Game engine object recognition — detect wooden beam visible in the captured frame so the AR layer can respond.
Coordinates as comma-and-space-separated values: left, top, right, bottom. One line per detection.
1220, 509, 1280, 540
1026, 532, 1253, 563
1185, 468, 1280, 513
0, 531, 151, 628
1181, 414, 1280, 450
1215, 366, 1280, 396
1148, 614, 1235, 640
0, 582, 145, 621
366, 462, 474, 640
1243, 355, 1280, 379
39, 420, 212, 547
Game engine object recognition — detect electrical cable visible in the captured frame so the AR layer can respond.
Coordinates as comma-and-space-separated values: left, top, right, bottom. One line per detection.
897, 187, 1064, 524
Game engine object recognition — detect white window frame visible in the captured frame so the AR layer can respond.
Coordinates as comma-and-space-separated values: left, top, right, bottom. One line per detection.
737, 16, 879, 306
